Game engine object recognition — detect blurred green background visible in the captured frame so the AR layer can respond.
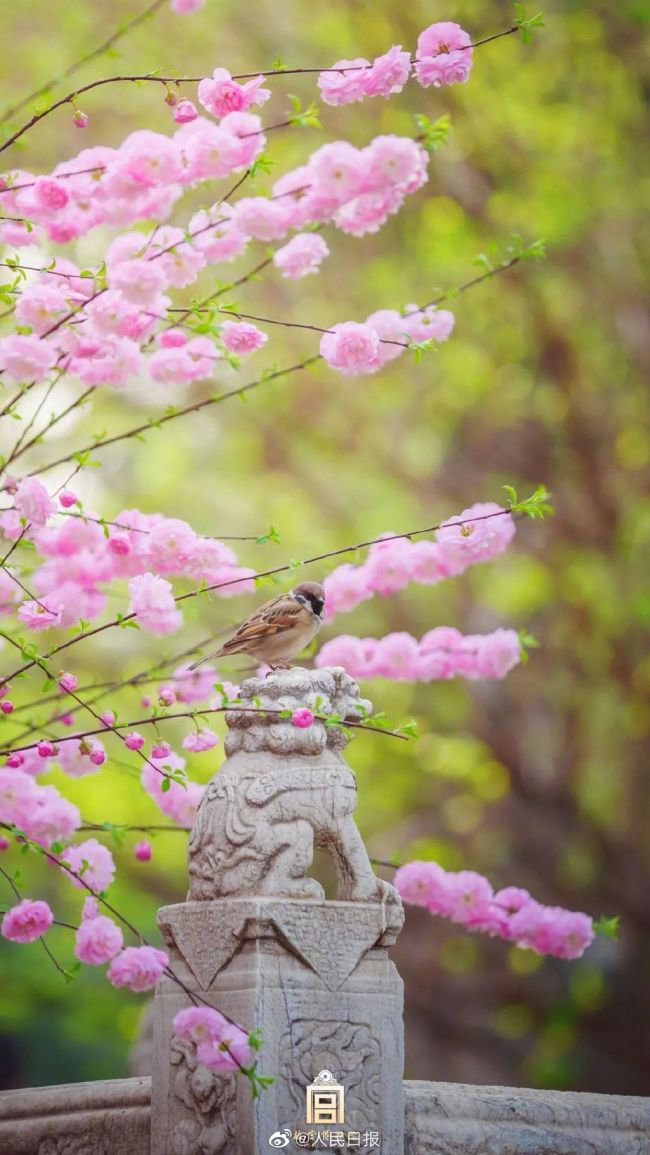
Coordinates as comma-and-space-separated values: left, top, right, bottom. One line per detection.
0, 0, 649, 1095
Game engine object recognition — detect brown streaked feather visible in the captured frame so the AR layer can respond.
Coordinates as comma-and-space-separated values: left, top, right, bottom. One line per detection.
216, 593, 304, 655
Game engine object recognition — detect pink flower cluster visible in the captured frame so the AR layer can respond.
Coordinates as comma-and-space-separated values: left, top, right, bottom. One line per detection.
1, 898, 53, 943
317, 20, 475, 106
60, 838, 116, 893
320, 302, 454, 376
316, 627, 521, 682
173, 1006, 253, 1072
0, 768, 81, 847
394, 861, 595, 961
0, 503, 255, 634
107, 945, 169, 991
318, 46, 412, 106
141, 753, 205, 826
197, 69, 270, 119
415, 22, 474, 88
75, 902, 124, 965
322, 504, 516, 618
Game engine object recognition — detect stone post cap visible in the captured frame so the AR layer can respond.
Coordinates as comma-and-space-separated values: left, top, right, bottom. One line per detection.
224, 666, 372, 756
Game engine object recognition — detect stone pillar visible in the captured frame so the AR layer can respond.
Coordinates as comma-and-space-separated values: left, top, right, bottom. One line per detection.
151, 667, 405, 1155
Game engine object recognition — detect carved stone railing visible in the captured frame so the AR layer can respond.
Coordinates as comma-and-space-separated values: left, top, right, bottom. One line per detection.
2, 1076, 650, 1154
1, 668, 649, 1154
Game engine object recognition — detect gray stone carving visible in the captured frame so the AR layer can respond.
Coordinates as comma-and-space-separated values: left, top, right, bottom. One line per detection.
188, 666, 395, 904
152, 667, 406, 1154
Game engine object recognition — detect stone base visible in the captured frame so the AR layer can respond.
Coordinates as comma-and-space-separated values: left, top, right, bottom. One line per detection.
152, 897, 405, 1155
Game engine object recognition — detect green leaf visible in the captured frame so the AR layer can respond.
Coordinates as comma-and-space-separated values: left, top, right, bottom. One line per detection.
505, 483, 554, 520
513, 4, 545, 44
594, 914, 620, 940
413, 112, 452, 154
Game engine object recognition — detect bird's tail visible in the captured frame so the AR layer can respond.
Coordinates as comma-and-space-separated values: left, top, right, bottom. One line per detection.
188, 647, 224, 671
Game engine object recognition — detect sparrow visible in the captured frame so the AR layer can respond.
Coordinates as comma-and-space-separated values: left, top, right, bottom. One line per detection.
189, 581, 325, 671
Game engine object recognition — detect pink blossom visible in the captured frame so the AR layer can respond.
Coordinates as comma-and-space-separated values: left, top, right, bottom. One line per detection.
445, 871, 494, 927
61, 838, 116, 893
57, 739, 106, 778
26, 783, 81, 848
1, 899, 53, 943
0, 767, 38, 827
322, 564, 373, 619
108, 258, 167, 307
370, 632, 421, 680
6, 754, 24, 769
17, 598, 63, 631
196, 1024, 253, 1072
147, 518, 197, 572
141, 756, 204, 826
37, 741, 55, 759
1, 701, 14, 715
152, 742, 172, 760
436, 503, 516, 566
220, 320, 268, 355
128, 573, 182, 634
308, 142, 365, 204
234, 196, 291, 242
291, 708, 314, 729
14, 283, 70, 334
0, 838, 10, 851
75, 914, 123, 964
317, 59, 372, 106
174, 1005, 229, 1044
59, 490, 78, 508
182, 729, 219, 753
159, 687, 176, 706
363, 136, 428, 196
171, 663, 219, 703
409, 540, 461, 584
394, 860, 450, 913
171, 0, 204, 10
320, 322, 381, 376
415, 21, 474, 88
173, 99, 198, 124
14, 477, 56, 527
33, 177, 70, 210
474, 629, 521, 680
107, 945, 168, 991
0, 328, 61, 387
72, 110, 89, 129
198, 69, 270, 119
315, 635, 376, 679
507, 901, 595, 961
134, 841, 152, 862
273, 233, 330, 279
403, 304, 455, 344
126, 732, 145, 751
364, 46, 412, 98
59, 673, 78, 693
364, 537, 414, 596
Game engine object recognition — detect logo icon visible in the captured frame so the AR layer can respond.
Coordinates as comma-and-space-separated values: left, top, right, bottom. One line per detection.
306, 1069, 345, 1125
268, 1128, 291, 1148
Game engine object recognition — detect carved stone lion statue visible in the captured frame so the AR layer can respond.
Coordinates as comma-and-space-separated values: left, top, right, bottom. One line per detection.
188, 667, 395, 904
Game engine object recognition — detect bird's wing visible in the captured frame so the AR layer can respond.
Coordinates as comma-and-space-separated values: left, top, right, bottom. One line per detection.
218, 593, 304, 653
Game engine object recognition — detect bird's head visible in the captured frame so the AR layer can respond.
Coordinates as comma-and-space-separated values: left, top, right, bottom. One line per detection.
293, 581, 325, 619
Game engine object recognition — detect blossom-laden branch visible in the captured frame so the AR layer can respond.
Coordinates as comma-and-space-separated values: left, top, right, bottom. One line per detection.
0, 490, 552, 685
0, 14, 540, 156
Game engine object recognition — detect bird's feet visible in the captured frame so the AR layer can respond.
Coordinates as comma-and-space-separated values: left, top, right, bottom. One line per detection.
266, 661, 292, 676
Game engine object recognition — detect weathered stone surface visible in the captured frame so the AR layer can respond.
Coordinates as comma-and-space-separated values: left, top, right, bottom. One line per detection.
403, 1080, 650, 1155
0, 1076, 151, 1155
153, 897, 405, 1154
188, 667, 395, 904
